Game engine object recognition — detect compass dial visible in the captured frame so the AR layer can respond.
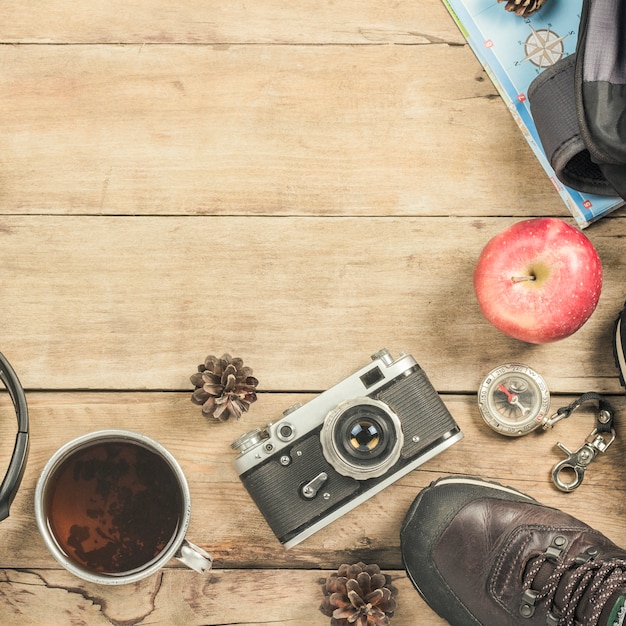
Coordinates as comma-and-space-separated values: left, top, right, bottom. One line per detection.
522, 26, 567, 68
478, 364, 550, 436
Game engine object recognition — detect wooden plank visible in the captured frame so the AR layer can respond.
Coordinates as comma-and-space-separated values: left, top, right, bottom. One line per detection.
2, 2, 624, 626
3, 392, 623, 571
0, 44, 569, 217
1, 0, 463, 45
0, 215, 622, 393
0, 568, 448, 626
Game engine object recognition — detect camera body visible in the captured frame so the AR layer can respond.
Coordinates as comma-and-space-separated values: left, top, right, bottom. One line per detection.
231, 349, 463, 548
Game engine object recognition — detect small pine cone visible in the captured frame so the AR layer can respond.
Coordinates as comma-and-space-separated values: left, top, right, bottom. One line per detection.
320, 562, 398, 626
498, 0, 547, 16
190, 353, 258, 422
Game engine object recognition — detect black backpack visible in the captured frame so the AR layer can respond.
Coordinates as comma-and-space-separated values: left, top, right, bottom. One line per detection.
528, 0, 626, 200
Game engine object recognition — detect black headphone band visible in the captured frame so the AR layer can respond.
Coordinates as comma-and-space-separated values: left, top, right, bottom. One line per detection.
0, 352, 29, 522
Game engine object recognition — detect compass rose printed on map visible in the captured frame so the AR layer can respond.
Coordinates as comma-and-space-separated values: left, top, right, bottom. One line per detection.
522, 25, 567, 68
462, 0, 578, 94
441, 0, 624, 226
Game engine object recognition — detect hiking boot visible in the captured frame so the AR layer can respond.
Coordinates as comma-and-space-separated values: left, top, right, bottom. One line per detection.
401, 476, 626, 626
614, 301, 626, 389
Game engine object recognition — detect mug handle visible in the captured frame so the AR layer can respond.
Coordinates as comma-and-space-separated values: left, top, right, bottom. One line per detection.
176, 540, 213, 574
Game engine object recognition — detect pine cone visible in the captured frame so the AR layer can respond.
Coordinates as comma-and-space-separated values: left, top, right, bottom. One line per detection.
498, 0, 547, 16
320, 562, 398, 626
190, 353, 258, 422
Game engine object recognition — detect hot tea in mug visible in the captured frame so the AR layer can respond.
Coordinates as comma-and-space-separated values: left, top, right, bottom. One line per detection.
35, 430, 212, 585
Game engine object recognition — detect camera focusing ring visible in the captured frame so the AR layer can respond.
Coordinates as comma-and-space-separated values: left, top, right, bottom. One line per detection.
320, 398, 403, 480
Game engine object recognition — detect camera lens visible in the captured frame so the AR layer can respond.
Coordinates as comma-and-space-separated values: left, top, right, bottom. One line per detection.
349, 420, 381, 453
336, 407, 392, 462
320, 398, 404, 480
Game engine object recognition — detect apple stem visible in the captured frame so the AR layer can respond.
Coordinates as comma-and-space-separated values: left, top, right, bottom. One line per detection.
511, 275, 536, 283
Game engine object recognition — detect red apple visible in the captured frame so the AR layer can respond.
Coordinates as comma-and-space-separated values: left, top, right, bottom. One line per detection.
473, 218, 603, 344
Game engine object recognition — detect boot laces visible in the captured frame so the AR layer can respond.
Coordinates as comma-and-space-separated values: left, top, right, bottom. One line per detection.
522, 554, 626, 626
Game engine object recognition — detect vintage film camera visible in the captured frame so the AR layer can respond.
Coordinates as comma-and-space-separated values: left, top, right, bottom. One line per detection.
231, 349, 463, 547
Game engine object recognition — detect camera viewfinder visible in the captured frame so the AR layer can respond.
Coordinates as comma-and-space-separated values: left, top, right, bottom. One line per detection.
360, 367, 384, 388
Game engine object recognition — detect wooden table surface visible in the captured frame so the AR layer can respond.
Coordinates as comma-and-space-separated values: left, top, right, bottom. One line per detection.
1, 2, 625, 624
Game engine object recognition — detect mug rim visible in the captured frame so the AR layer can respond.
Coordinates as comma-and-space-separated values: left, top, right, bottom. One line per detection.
34, 429, 192, 585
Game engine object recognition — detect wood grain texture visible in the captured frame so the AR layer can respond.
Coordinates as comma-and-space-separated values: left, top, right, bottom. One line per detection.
0, 391, 623, 624
0, 215, 623, 393
0, 568, 450, 626
2, 0, 462, 44
0, 43, 570, 217
2, 0, 626, 624
2, 392, 623, 571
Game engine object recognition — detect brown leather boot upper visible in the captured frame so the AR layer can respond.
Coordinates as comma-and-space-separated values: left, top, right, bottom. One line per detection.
401, 477, 626, 626
435, 497, 625, 624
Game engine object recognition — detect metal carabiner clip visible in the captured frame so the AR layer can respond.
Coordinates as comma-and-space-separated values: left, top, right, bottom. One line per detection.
551, 428, 616, 492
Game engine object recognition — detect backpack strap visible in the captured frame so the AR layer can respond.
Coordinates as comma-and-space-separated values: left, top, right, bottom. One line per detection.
576, 0, 626, 199
528, 55, 617, 196
528, 0, 626, 201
